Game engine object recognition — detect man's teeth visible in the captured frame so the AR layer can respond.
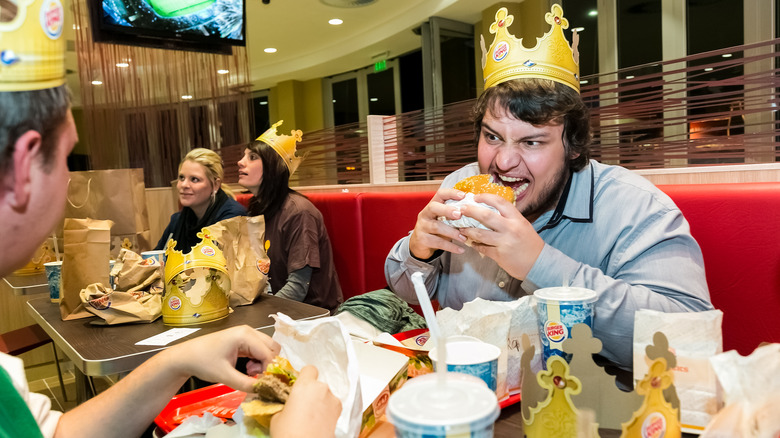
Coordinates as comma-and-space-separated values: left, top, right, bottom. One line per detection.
514, 182, 529, 197
496, 175, 530, 196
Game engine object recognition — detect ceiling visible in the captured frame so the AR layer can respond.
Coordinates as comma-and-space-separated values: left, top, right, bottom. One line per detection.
64, 0, 503, 102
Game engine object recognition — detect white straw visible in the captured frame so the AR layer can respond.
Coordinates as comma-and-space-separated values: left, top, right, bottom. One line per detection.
411, 272, 448, 383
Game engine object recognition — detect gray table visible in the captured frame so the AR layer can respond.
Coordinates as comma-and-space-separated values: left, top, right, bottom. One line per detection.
26, 295, 330, 402
3, 273, 50, 296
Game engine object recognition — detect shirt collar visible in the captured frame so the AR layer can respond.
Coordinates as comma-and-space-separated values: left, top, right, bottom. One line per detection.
538, 161, 594, 231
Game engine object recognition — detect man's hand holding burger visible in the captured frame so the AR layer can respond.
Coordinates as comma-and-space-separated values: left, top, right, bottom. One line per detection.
270, 365, 342, 438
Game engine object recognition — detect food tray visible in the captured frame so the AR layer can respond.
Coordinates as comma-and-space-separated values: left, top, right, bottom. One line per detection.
154, 384, 246, 434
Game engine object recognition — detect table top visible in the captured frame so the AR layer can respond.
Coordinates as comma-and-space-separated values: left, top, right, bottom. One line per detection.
3, 273, 49, 296
26, 294, 330, 377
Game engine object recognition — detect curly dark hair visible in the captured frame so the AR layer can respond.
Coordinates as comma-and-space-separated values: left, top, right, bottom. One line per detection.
472, 79, 591, 172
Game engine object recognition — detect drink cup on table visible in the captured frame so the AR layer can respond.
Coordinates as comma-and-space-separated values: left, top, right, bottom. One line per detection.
43, 261, 62, 303
429, 338, 500, 392
387, 373, 500, 438
140, 250, 165, 266
533, 286, 598, 368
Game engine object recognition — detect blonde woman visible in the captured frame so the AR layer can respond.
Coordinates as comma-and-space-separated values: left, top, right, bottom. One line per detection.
155, 148, 246, 251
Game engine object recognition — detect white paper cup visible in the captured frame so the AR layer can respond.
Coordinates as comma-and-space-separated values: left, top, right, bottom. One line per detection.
43, 261, 62, 303
140, 250, 165, 267
387, 373, 499, 438
429, 340, 501, 392
533, 286, 598, 368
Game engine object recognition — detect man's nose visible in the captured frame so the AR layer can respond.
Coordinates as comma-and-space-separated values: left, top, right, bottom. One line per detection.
495, 148, 522, 172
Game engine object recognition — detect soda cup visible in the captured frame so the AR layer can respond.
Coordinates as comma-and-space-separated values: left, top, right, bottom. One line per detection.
534, 286, 598, 367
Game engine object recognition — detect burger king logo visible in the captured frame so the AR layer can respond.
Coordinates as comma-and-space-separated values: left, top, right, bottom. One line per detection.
168, 296, 182, 311
257, 259, 270, 275
493, 41, 509, 62
545, 321, 568, 343
88, 294, 111, 310
201, 246, 216, 257
641, 412, 666, 438
40, 0, 64, 40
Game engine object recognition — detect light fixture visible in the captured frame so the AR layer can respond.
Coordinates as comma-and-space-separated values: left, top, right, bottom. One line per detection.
264, 48, 277, 53
182, 95, 193, 100
328, 18, 343, 25
259, 101, 268, 105
588, 10, 597, 17
370, 97, 378, 102
579, 79, 588, 84
625, 75, 634, 79
91, 80, 102, 85
116, 62, 129, 68
722, 53, 732, 58
704, 67, 713, 72
572, 27, 584, 32
217, 69, 229, 74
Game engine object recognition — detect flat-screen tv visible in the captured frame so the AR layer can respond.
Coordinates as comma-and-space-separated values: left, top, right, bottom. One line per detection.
90, 0, 245, 54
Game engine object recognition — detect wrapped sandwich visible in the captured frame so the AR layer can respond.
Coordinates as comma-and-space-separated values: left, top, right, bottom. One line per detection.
241, 357, 299, 429
441, 174, 515, 230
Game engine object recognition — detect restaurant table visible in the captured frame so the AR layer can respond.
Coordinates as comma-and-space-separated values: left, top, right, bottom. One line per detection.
26, 294, 329, 403
3, 273, 50, 296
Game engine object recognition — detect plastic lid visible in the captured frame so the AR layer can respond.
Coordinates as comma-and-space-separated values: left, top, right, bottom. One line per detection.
533, 286, 598, 303
387, 373, 499, 433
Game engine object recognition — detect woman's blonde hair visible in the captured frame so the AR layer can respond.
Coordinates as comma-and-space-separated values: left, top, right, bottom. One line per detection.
179, 148, 235, 199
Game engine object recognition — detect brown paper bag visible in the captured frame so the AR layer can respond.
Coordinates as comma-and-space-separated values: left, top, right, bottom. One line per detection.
205, 215, 270, 307
60, 218, 113, 320
64, 169, 152, 258
79, 283, 161, 324
113, 248, 163, 294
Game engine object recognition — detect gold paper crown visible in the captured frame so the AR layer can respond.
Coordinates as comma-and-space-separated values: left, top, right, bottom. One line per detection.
256, 120, 304, 175
164, 228, 229, 283
481, 4, 580, 93
0, 0, 66, 91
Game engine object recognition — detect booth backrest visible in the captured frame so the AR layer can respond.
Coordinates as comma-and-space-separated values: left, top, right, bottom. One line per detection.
236, 182, 780, 355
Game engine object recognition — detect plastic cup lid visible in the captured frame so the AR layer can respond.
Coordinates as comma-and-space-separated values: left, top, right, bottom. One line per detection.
533, 286, 598, 303
387, 373, 499, 432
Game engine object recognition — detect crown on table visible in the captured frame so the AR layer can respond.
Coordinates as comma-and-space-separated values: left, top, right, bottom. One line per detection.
164, 228, 229, 284
0, 0, 66, 91
256, 120, 304, 176
481, 4, 580, 93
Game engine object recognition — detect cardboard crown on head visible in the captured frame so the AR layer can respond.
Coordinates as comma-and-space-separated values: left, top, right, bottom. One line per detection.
0, 0, 66, 91
256, 120, 304, 176
481, 4, 580, 93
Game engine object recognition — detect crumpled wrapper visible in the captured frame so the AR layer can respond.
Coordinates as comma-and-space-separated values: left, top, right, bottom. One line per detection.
79, 283, 161, 324
270, 313, 363, 438
440, 193, 497, 230
435, 296, 541, 399
701, 343, 780, 438
112, 248, 163, 294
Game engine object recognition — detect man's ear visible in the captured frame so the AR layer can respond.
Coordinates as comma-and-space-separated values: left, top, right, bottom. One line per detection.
4, 130, 43, 210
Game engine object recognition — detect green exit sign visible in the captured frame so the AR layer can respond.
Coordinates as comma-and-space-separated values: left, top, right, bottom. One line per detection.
374, 59, 387, 72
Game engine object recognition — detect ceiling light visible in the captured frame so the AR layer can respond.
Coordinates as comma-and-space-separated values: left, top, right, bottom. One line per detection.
182, 95, 193, 100
321, 0, 377, 7
91, 80, 102, 85
580, 80, 588, 84
625, 75, 634, 79
259, 101, 268, 105
572, 27, 584, 32
217, 69, 229, 74
588, 10, 597, 17
370, 97, 378, 102
704, 67, 713, 72
116, 62, 129, 68
329, 18, 343, 25
264, 48, 277, 53
722, 53, 732, 58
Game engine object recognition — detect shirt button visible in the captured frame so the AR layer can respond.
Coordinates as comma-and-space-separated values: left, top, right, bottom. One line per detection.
498, 281, 506, 288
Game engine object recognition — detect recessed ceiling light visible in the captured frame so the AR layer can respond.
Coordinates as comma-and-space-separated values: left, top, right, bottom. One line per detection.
572, 27, 584, 32
217, 69, 229, 74
625, 75, 634, 79
370, 97, 378, 102
91, 80, 103, 85
116, 62, 129, 68
259, 101, 268, 105
264, 48, 277, 53
722, 53, 732, 58
588, 10, 597, 17
329, 18, 343, 25
182, 95, 193, 100
704, 67, 713, 72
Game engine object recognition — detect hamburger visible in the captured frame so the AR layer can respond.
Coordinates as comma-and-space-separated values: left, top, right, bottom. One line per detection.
241, 356, 299, 429
441, 174, 515, 230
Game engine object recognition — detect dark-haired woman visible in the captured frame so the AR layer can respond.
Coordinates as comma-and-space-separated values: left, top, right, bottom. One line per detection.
238, 121, 342, 313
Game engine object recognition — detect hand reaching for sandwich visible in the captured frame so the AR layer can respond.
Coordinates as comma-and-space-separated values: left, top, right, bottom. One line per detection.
270, 365, 341, 438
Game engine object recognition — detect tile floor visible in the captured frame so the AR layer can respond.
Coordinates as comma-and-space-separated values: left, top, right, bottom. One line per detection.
25, 359, 116, 413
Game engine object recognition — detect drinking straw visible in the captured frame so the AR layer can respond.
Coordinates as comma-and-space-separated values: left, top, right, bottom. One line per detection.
410, 271, 447, 384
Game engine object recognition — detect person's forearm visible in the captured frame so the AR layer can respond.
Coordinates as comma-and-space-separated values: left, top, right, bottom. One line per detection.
275, 265, 313, 302
54, 348, 190, 438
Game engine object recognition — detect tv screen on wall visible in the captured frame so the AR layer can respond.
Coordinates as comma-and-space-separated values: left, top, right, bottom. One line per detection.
90, 0, 245, 53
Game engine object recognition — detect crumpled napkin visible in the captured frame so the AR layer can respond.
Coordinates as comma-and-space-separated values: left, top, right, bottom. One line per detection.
270, 313, 363, 438
436, 296, 541, 399
440, 193, 497, 230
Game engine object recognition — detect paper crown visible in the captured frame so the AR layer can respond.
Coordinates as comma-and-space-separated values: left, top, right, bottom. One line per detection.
256, 120, 304, 175
0, 0, 66, 91
481, 4, 580, 93
164, 228, 229, 283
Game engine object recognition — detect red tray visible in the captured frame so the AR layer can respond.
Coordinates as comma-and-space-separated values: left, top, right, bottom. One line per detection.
154, 384, 246, 434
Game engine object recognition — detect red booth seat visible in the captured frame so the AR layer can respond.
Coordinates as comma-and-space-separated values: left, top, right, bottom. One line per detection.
236, 182, 780, 356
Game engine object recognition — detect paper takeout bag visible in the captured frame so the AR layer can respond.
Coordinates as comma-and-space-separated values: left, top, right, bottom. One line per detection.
60, 218, 113, 320
79, 283, 162, 324
633, 309, 724, 430
63, 169, 152, 258
204, 215, 270, 307
112, 248, 163, 294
